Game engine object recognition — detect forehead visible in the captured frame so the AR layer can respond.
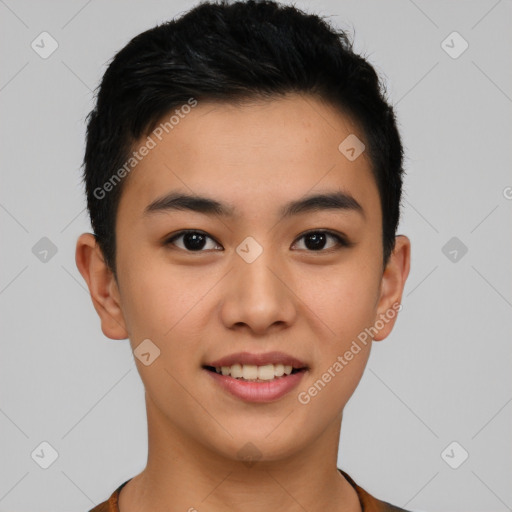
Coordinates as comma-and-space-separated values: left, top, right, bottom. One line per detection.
117, 93, 379, 223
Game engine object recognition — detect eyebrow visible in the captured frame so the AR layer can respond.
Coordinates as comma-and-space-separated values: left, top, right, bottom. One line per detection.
143, 190, 365, 220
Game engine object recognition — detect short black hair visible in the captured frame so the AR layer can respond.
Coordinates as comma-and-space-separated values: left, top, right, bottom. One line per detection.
82, 0, 405, 278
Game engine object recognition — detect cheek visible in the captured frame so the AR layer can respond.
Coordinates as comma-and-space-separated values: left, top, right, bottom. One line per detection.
295, 258, 380, 339
332, 281, 379, 343
296, 261, 379, 397
118, 257, 211, 357
295, 272, 376, 416
118, 266, 206, 406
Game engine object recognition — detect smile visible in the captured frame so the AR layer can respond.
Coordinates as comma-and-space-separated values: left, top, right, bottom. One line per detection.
203, 351, 309, 402
203, 365, 308, 403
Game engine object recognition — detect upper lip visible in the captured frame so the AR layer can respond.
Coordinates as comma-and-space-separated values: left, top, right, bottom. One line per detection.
205, 351, 308, 369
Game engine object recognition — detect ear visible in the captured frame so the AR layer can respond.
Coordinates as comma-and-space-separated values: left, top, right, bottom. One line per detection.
75, 233, 128, 340
373, 235, 411, 342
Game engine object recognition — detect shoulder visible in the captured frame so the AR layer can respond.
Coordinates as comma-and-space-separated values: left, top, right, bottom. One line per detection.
338, 469, 413, 512
88, 479, 131, 512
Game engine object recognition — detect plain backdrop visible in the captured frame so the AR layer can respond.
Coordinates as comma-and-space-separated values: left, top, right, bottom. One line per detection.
0, 1, 511, 511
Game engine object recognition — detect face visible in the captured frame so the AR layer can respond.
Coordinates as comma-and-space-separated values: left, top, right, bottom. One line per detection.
78, 93, 410, 464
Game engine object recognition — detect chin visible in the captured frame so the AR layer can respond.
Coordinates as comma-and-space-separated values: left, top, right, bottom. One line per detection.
201, 426, 311, 465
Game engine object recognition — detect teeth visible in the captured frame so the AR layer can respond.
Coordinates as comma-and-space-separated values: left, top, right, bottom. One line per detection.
231, 364, 243, 379
214, 363, 298, 380
257, 364, 275, 380
242, 364, 258, 380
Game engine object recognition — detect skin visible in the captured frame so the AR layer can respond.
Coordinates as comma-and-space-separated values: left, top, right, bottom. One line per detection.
76, 92, 410, 512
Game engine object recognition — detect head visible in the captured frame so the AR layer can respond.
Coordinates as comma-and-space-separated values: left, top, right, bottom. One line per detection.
76, 0, 410, 465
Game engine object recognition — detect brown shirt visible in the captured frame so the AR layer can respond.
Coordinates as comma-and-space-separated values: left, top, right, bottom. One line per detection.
88, 469, 411, 512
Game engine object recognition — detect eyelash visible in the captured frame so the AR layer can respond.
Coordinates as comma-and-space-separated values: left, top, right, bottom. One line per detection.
163, 229, 352, 253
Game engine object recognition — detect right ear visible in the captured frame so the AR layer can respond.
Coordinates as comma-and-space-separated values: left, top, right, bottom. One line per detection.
75, 233, 128, 340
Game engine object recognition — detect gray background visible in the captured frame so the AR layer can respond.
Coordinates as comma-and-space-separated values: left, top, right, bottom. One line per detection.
0, 1, 511, 511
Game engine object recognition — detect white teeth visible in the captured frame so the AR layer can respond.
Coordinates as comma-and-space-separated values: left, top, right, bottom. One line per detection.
213, 363, 301, 380
274, 364, 284, 377
231, 364, 243, 379
257, 364, 275, 381
242, 364, 258, 380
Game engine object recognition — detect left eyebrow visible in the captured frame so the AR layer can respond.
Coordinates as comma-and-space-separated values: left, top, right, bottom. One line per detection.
143, 190, 365, 220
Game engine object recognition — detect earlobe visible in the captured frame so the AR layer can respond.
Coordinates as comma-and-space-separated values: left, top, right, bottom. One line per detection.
373, 235, 411, 342
75, 233, 129, 340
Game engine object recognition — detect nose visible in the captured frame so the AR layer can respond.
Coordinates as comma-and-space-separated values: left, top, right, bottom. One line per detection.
219, 246, 297, 335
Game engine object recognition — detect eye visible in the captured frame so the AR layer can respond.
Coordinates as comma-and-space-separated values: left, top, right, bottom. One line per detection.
164, 230, 222, 252
164, 229, 350, 253
292, 230, 350, 252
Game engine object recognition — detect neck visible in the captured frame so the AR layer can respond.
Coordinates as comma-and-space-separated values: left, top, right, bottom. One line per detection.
119, 395, 361, 512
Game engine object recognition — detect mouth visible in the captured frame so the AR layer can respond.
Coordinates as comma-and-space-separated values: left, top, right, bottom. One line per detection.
202, 352, 309, 403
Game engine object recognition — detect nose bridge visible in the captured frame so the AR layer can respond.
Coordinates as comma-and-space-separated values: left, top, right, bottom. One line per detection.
236, 235, 283, 300
220, 235, 296, 332
238, 245, 279, 293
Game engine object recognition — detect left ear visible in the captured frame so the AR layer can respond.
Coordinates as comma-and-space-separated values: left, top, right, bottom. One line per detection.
373, 235, 411, 341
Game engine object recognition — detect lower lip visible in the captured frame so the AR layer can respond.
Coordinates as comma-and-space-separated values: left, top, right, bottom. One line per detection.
204, 368, 307, 403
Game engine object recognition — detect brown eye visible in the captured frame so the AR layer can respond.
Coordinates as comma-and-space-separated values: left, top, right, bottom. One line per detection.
164, 229, 351, 253
165, 230, 222, 252
292, 230, 350, 252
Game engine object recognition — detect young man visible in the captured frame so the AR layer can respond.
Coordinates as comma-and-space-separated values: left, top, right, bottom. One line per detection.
76, 1, 411, 510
